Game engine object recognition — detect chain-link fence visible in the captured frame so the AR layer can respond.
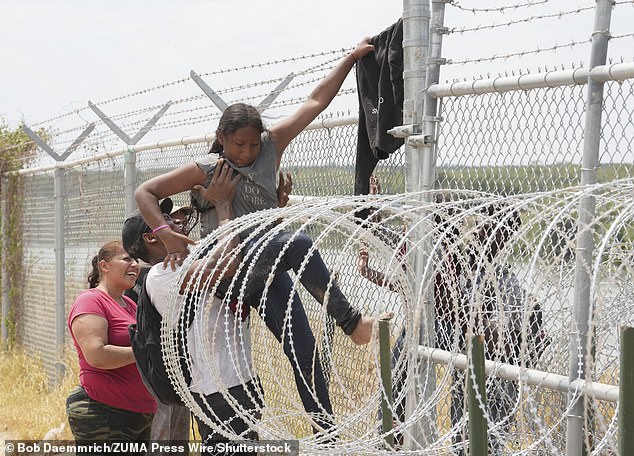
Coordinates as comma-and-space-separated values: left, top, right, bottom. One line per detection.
2, 0, 634, 454
435, 80, 634, 195
145, 184, 631, 454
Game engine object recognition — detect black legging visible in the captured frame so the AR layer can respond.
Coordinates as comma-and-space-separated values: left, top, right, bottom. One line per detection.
222, 231, 362, 433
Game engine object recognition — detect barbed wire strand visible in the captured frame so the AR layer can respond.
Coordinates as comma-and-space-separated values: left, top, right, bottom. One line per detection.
449, 5, 595, 34
449, 0, 550, 14
31, 48, 351, 128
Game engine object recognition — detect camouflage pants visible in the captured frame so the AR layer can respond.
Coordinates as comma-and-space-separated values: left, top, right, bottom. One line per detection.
66, 386, 153, 454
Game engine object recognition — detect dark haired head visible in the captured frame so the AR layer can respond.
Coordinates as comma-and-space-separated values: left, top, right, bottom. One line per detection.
87, 241, 124, 288
209, 103, 265, 154
125, 236, 150, 264
121, 199, 173, 263
478, 204, 522, 260
482, 204, 522, 232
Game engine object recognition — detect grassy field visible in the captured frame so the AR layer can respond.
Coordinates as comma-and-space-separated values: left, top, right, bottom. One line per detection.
287, 162, 634, 197
0, 349, 76, 440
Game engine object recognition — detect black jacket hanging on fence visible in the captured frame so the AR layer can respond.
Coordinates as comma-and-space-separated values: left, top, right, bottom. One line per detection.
354, 18, 404, 197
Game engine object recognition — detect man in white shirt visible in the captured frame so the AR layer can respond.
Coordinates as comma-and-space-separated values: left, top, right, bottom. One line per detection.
123, 161, 262, 446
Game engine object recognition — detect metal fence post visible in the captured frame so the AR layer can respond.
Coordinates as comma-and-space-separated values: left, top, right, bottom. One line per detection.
379, 318, 394, 448
620, 326, 634, 455
124, 147, 137, 216
54, 167, 66, 384
1, 176, 9, 349
21, 123, 92, 384
402, 0, 429, 193
565, 1, 613, 455
468, 335, 488, 456
400, 0, 433, 450
416, 0, 447, 195
403, 0, 448, 449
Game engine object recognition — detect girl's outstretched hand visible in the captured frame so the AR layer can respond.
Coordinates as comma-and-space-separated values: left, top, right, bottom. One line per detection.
351, 36, 374, 61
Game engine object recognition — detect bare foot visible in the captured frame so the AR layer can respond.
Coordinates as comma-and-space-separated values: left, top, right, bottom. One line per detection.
350, 311, 395, 345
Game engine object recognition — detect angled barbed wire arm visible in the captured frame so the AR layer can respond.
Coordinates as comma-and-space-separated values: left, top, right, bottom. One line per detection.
20, 124, 57, 158
88, 100, 173, 145
256, 73, 295, 114
130, 101, 173, 144
190, 70, 229, 113
88, 101, 132, 144
21, 122, 95, 162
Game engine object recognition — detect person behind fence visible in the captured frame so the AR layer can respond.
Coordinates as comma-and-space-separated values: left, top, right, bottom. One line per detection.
451, 206, 528, 455
355, 176, 408, 445
134, 37, 392, 435
66, 241, 157, 450
124, 161, 263, 450
356, 176, 464, 447
123, 203, 197, 452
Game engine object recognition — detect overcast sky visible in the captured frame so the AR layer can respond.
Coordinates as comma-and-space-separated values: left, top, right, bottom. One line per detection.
0, 0, 402, 128
1, 1, 633, 134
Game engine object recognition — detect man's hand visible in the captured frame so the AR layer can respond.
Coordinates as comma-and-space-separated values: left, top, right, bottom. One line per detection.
160, 229, 197, 271
277, 171, 293, 207
369, 175, 381, 195
351, 36, 375, 61
357, 243, 370, 276
192, 159, 242, 209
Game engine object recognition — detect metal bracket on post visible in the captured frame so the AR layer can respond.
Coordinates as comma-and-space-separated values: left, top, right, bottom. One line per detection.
88, 100, 172, 145
255, 73, 295, 113
191, 70, 295, 115
428, 57, 447, 66
408, 135, 435, 147
388, 124, 421, 139
21, 123, 95, 162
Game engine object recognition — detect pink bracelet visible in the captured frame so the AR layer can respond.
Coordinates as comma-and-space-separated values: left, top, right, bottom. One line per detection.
151, 224, 170, 234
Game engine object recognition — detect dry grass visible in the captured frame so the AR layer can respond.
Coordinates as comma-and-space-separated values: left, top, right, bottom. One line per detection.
0, 349, 76, 440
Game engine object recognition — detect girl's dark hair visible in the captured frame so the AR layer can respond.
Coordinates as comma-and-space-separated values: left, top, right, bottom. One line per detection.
87, 241, 123, 288
209, 103, 266, 154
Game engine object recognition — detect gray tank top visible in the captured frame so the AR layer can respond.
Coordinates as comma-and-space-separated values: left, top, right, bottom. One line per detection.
192, 132, 278, 237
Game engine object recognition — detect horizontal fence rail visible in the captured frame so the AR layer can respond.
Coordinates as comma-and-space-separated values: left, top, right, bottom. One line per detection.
428, 61, 634, 98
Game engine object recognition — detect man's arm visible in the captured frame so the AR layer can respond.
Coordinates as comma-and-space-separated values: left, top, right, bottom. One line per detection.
277, 170, 293, 208
357, 244, 399, 292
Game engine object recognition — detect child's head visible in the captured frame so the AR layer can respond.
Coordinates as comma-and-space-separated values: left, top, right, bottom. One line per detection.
210, 103, 266, 167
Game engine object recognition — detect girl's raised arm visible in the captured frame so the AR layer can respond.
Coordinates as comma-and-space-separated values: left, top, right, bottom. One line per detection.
270, 37, 374, 166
